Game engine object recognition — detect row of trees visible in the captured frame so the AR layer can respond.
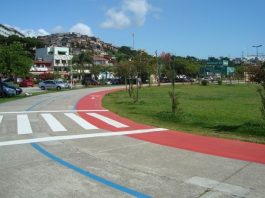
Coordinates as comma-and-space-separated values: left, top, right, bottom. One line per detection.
109, 48, 203, 114
0, 42, 32, 80
0, 35, 45, 81
0, 35, 45, 58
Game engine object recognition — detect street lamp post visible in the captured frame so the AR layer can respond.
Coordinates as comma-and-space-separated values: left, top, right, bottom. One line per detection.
67, 49, 73, 88
252, 44, 263, 58
70, 59, 73, 88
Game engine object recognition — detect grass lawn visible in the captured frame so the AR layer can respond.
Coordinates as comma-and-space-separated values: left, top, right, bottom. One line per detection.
103, 84, 265, 144
0, 88, 75, 104
0, 92, 47, 104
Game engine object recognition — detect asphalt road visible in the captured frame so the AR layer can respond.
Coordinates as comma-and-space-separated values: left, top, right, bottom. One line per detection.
0, 86, 264, 198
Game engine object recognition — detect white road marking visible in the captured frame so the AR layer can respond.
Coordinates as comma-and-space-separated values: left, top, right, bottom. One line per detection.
0, 128, 168, 147
186, 177, 249, 197
64, 113, 98, 130
87, 113, 129, 128
41, 113, 67, 132
0, 109, 108, 114
17, 114, 33, 135
0, 115, 3, 124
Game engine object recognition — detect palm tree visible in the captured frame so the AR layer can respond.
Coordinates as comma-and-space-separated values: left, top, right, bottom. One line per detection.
72, 51, 92, 80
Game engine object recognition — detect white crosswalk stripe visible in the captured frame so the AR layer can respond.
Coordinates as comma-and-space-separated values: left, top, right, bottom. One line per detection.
87, 113, 129, 128
0, 112, 130, 135
41, 113, 67, 132
17, 115, 33, 135
64, 113, 98, 130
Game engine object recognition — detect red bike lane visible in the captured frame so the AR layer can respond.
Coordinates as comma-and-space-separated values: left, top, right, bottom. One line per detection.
76, 89, 265, 165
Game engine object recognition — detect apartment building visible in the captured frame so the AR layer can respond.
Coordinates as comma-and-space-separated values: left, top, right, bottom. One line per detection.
35, 47, 73, 74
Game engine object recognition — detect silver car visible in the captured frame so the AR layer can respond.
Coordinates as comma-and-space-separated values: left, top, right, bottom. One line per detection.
39, 80, 70, 90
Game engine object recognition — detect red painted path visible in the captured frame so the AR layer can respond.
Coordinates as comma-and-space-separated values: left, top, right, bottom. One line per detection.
76, 89, 265, 165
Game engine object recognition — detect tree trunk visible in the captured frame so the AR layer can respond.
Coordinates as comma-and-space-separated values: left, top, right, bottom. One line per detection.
125, 77, 128, 91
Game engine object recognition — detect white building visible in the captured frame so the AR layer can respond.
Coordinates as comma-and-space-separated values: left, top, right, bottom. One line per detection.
35, 47, 73, 74
0, 24, 24, 37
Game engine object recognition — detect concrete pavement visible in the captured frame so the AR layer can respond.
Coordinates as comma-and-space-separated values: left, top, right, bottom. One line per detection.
0, 86, 264, 197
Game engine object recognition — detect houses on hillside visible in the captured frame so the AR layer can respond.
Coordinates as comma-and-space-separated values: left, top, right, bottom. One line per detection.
37, 33, 118, 55
0, 24, 24, 38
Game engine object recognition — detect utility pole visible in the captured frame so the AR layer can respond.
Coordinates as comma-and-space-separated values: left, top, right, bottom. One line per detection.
132, 33, 135, 50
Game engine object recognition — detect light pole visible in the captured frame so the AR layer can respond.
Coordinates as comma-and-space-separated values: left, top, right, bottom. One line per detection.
155, 50, 160, 86
252, 44, 262, 58
67, 49, 73, 88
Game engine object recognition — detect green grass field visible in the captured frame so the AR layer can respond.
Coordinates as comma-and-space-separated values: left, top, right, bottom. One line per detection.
103, 84, 265, 144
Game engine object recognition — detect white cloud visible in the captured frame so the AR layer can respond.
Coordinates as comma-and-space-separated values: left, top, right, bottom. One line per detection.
52, 25, 64, 33
37, 29, 50, 36
101, 0, 159, 29
20, 29, 49, 37
100, 9, 131, 29
4, 24, 50, 37
69, 23, 93, 36
123, 0, 150, 26
4, 23, 94, 37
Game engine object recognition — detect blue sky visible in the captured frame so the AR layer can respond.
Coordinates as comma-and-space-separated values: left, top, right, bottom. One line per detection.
1, 0, 265, 58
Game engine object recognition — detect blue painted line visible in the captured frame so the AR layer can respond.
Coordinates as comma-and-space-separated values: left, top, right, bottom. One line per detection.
31, 143, 151, 198
28, 91, 151, 197
26, 97, 53, 111
26, 94, 67, 111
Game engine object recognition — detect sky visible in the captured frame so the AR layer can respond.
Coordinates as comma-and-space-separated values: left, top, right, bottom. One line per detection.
1, 0, 265, 59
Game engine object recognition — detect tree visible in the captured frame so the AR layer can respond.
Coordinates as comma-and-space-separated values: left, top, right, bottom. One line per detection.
146, 56, 157, 87
90, 64, 101, 80
115, 60, 131, 90
171, 56, 200, 78
160, 52, 181, 115
235, 65, 246, 82
0, 42, 32, 81
251, 63, 265, 120
72, 52, 92, 80
0, 35, 45, 58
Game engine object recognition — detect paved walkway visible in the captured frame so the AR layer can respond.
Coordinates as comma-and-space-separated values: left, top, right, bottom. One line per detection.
76, 89, 265, 165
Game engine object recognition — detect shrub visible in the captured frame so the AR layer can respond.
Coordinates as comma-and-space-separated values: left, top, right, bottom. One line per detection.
201, 80, 209, 86
217, 80, 222, 85
168, 91, 182, 115
251, 63, 265, 120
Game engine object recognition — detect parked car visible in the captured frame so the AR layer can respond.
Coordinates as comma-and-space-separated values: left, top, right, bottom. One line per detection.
3, 77, 22, 83
81, 78, 100, 86
109, 78, 121, 85
0, 84, 16, 97
39, 80, 70, 90
56, 80, 71, 88
1, 82, 22, 95
104, 78, 120, 85
19, 79, 34, 87
202, 77, 214, 82
160, 77, 170, 83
